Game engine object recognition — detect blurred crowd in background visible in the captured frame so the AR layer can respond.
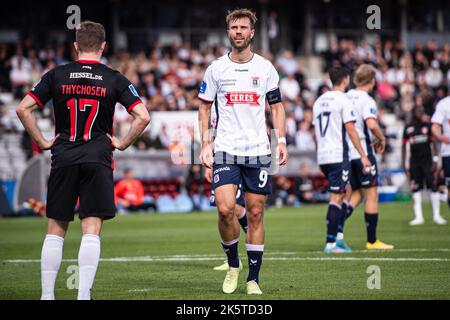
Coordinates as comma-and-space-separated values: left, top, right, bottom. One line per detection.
1, 36, 450, 210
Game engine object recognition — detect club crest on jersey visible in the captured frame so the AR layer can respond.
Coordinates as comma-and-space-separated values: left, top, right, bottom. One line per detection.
225, 92, 260, 106
251, 76, 260, 88
421, 127, 428, 134
128, 84, 139, 97
214, 175, 220, 183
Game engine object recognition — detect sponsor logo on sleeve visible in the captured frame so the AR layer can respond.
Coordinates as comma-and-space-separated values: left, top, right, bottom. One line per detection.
199, 81, 207, 94
129, 84, 140, 97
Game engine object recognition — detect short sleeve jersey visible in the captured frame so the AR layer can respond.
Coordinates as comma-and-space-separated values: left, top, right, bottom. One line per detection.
346, 89, 378, 160
312, 90, 357, 165
28, 60, 142, 169
198, 53, 280, 156
431, 96, 450, 157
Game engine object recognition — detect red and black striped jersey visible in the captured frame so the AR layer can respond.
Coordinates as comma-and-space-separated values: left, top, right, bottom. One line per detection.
28, 59, 142, 169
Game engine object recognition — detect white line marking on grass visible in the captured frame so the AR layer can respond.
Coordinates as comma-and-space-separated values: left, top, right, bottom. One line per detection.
2, 251, 297, 264
4, 254, 450, 263
311, 248, 450, 254
264, 257, 450, 262
128, 289, 152, 293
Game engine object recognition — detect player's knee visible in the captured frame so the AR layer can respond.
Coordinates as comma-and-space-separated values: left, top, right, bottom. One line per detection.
217, 203, 235, 220
247, 206, 263, 223
80, 217, 103, 235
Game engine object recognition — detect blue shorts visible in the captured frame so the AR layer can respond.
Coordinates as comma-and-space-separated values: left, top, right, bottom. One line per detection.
319, 161, 350, 194
350, 154, 378, 190
442, 156, 450, 187
210, 183, 245, 207
212, 152, 272, 196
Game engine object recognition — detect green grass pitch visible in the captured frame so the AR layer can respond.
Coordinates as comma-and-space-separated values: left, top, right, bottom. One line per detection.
1, 201, 449, 300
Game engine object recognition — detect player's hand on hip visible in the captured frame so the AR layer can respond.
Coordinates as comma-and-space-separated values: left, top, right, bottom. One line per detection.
107, 133, 126, 151
277, 142, 288, 166
200, 143, 213, 169
39, 134, 59, 150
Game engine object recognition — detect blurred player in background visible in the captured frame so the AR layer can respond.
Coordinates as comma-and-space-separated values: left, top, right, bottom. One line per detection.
16, 21, 150, 300
341, 64, 394, 250
198, 8, 288, 295
431, 95, 450, 223
312, 66, 370, 253
402, 105, 446, 225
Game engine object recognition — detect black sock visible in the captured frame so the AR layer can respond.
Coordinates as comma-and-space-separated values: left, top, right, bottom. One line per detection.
365, 213, 378, 244
238, 212, 248, 234
221, 240, 240, 268
246, 246, 264, 283
326, 203, 341, 243
338, 202, 348, 234
346, 203, 354, 221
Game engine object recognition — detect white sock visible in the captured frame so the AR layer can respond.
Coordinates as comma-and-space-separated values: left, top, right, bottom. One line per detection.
77, 234, 101, 300
238, 208, 246, 219
431, 192, 442, 219
412, 192, 423, 220
41, 234, 64, 300
325, 242, 336, 250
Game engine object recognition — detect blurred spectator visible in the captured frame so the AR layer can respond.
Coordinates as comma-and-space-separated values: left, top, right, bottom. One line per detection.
294, 121, 315, 151
115, 168, 155, 212
280, 72, 300, 101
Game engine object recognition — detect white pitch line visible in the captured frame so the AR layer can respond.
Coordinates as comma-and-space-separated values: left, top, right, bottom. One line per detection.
2, 251, 297, 264
311, 248, 450, 254
3, 255, 450, 264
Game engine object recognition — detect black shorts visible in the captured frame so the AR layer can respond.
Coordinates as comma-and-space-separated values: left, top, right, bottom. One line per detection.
46, 163, 116, 221
319, 161, 350, 194
349, 154, 378, 190
409, 161, 435, 192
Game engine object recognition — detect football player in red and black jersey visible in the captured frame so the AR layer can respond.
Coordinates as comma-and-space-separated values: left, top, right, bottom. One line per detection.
16, 21, 150, 300
402, 105, 446, 226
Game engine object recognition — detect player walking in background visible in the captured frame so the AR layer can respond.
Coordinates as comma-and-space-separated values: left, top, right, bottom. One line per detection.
341, 64, 394, 250
16, 21, 150, 300
198, 8, 288, 295
402, 105, 446, 225
313, 67, 371, 253
431, 95, 450, 222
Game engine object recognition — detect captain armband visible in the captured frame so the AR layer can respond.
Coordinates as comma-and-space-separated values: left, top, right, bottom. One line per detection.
267, 88, 282, 105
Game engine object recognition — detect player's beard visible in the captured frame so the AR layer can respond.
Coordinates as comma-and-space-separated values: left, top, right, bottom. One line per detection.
229, 35, 252, 52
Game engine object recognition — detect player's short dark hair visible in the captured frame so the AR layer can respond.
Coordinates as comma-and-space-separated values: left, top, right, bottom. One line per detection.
328, 67, 349, 87
354, 64, 376, 86
226, 8, 257, 29
75, 21, 105, 53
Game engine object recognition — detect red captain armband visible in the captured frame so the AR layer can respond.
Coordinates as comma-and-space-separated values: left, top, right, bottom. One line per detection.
267, 88, 282, 105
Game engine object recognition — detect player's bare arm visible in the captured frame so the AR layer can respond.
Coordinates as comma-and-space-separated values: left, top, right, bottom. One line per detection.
345, 121, 371, 169
198, 101, 213, 168
16, 94, 59, 150
432, 123, 450, 144
366, 118, 386, 154
271, 102, 288, 166
401, 134, 408, 174
107, 102, 150, 151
